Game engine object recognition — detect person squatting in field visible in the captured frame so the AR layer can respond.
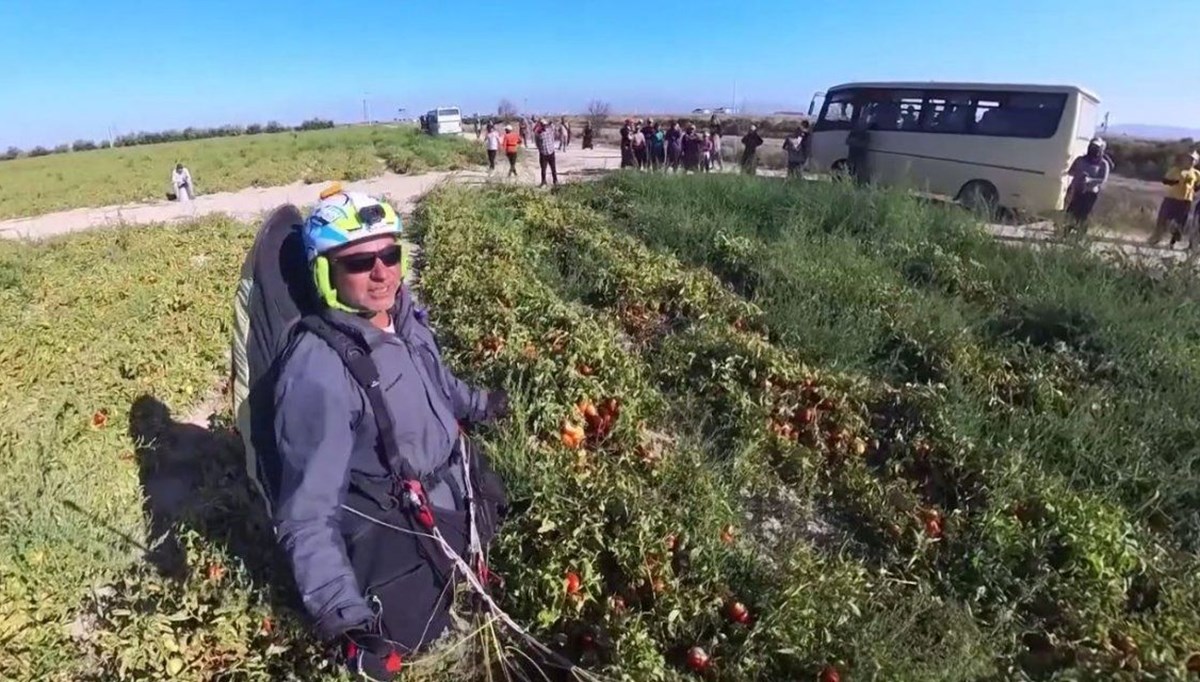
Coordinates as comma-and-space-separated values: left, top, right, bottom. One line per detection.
267, 192, 511, 680
171, 163, 194, 201
1062, 137, 1111, 232
1149, 151, 1200, 250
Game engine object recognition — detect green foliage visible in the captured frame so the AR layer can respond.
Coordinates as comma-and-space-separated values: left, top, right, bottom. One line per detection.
0, 126, 478, 219
1107, 137, 1198, 181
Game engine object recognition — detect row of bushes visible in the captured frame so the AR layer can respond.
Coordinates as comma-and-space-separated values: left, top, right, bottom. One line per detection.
0, 118, 337, 162
1106, 137, 1198, 181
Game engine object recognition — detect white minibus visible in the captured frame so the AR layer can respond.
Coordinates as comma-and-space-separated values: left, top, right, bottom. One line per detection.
808, 82, 1101, 213
424, 107, 463, 135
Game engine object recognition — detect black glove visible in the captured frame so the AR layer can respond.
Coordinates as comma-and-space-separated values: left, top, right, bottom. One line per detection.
484, 389, 510, 422
341, 629, 403, 681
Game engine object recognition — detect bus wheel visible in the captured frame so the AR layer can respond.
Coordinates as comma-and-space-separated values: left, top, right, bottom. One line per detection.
831, 159, 851, 180
957, 180, 999, 218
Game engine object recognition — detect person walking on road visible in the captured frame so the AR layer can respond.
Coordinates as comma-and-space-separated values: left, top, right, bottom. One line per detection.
171, 163, 194, 201
535, 118, 559, 186
484, 123, 502, 173
1150, 151, 1200, 249
1062, 137, 1110, 232
582, 122, 594, 149
740, 125, 764, 175
502, 124, 521, 178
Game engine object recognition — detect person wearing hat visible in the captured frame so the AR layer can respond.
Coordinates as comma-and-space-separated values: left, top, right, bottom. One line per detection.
501, 124, 521, 177
1149, 151, 1200, 249
1063, 137, 1111, 232
535, 117, 559, 186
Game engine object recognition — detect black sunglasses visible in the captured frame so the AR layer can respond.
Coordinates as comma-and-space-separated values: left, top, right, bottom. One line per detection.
332, 244, 402, 274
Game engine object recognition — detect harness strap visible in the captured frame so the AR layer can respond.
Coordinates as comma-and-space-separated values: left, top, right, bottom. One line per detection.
298, 314, 460, 581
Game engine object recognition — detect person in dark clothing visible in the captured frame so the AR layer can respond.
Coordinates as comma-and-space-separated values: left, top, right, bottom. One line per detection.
740, 125, 764, 175
783, 123, 810, 178
845, 117, 870, 185
666, 122, 683, 172
681, 124, 703, 172
1063, 137, 1110, 231
582, 122, 594, 149
619, 119, 635, 169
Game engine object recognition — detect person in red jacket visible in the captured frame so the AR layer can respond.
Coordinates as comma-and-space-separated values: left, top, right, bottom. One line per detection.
501, 125, 521, 178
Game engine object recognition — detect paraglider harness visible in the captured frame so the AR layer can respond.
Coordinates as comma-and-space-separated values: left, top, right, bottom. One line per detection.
295, 314, 500, 592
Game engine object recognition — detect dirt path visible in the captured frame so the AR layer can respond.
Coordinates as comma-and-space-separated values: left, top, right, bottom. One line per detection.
0, 143, 624, 240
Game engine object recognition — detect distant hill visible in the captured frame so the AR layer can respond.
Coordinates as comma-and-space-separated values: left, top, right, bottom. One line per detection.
1108, 124, 1200, 141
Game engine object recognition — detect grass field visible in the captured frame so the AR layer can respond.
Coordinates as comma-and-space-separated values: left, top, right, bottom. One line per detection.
3, 175, 1200, 680
0, 126, 481, 220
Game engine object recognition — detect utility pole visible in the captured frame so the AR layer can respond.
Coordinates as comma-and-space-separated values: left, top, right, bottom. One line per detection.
1101, 111, 1110, 135
363, 92, 371, 124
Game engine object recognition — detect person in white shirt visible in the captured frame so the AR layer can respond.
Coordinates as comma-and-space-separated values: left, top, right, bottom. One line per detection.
171, 163, 194, 201
484, 123, 502, 172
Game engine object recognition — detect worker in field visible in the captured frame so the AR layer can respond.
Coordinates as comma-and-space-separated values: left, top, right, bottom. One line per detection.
740, 125, 764, 175
502, 124, 521, 177
256, 191, 511, 679
171, 163, 194, 201
535, 118, 560, 186
1149, 151, 1200, 249
1063, 137, 1111, 232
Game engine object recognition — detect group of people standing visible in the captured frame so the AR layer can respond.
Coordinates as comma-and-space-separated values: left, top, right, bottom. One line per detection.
619, 118, 723, 173
618, 116, 812, 177
482, 117, 586, 186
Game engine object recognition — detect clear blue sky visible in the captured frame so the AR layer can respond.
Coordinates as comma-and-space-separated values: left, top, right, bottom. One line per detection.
1, 0, 1194, 148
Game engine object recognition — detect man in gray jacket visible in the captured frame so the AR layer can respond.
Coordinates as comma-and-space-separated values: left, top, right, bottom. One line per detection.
270, 191, 508, 680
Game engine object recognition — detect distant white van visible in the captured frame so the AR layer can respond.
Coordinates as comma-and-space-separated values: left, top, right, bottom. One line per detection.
808, 82, 1101, 213
424, 107, 462, 135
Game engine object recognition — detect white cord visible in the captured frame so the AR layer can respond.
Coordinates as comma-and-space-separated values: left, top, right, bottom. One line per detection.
339, 505, 608, 682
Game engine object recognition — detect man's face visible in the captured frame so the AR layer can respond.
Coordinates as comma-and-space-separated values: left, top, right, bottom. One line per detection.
328, 235, 402, 313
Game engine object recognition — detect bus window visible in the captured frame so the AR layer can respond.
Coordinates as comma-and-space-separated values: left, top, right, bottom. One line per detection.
970, 93, 1066, 138
865, 91, 923, 131
922, 93, 972, 134
815, 90, 858, 131
437, 108, 461, 117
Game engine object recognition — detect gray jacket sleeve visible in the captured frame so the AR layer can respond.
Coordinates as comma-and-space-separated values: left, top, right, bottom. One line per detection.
403, 307, 491, 423
273, 336, 374, 640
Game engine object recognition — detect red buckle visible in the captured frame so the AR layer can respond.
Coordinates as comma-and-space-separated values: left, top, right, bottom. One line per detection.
401, 480, 436, 529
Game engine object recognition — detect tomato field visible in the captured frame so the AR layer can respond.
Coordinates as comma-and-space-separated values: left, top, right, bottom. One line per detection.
412, 175, 1200, 679
2, 173, 1200, 680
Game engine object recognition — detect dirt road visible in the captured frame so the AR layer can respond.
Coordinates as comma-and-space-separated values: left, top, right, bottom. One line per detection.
0, 143, 624, 240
